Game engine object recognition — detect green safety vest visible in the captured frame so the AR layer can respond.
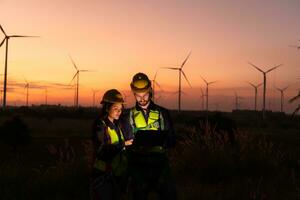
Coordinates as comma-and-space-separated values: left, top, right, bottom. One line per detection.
131, 107, 165, 153
94, 121, 127, 176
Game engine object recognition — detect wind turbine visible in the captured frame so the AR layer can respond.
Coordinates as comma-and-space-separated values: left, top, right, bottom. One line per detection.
162, 52, 192, 112
0, 25, 38, 108
69, 55, 93, 107
200, 76, 217, 112
247, 81, 263, 111
151, 69, 163, 103
22, 78, 43, 107
234, 91, 243, 110
92, 89, 100, 107
248, 62, 282, 119
276, 86, 288, 113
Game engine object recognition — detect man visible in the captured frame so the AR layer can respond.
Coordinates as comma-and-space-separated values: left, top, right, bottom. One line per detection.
121, 72, 176, 200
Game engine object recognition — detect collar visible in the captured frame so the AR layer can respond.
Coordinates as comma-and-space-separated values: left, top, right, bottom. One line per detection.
103, 117, 119, 130
135, 100, 158, 112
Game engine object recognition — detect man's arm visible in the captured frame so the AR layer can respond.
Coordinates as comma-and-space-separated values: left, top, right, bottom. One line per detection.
119, 109, 135, 140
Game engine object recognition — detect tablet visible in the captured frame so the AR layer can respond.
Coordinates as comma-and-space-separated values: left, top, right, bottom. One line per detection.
133, 130, 168, 147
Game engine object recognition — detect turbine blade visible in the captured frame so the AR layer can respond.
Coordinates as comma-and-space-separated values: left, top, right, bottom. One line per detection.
292, 105, 300, 115
283, 86, 289, 91
181, 51, 192, 69
289, 94, 300, 103
0, 38, 6, 47
153, 69, 159, 81
247, 81, 256, 88
154, 81, 163, 91
69, 72, 78, 85
79, 69, 95, 72
199, 75, 208, 84
69, 55, 78, 71
208, 81, 217, 85
161, 67, 180, 70
248, 62, 264, 73
10, 35, 39, 38
266, 64, 282, 73
200, 87, 204, 96
0, 25, 6, 36
181, 70, 192, 88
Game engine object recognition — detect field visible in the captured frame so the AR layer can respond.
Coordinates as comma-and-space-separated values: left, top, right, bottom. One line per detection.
0, 106, 300, 200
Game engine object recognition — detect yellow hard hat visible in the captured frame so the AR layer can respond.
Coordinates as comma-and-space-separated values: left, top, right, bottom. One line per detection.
130, 72, 151, 93
101, 89, 125, 104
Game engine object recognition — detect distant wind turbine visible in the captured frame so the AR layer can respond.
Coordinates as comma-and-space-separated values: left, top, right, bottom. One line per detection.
248, 62, 282, 119
69, 55, 94, 107
247, 81, 263, 111
0, 25, 38, 108
92, 89, 100, 107
151, 69, 163, 103
22, 78, 43, 107
276, 86, 289, 113
234, 91, 243, 110
200, 75, 217, 112
162, 52, 192, 112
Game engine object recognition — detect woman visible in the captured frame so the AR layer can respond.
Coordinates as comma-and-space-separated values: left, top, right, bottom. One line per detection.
91, 89, 133, 200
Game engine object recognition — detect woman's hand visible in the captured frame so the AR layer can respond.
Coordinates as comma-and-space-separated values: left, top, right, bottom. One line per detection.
125, 139, 133, 146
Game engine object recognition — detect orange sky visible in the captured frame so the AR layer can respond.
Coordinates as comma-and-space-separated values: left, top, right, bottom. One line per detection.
0, 0, 299, 112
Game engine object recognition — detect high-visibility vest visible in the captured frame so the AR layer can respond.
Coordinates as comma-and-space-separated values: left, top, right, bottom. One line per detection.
130, 107, 165, 153
131, 108, 163, 132
94, 121, 127, 176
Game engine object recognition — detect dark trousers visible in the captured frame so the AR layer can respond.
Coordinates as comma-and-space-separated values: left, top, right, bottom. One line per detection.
128, 154, 177, 200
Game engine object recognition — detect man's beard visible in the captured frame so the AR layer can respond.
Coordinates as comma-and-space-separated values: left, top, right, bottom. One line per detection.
138, 100, 149, 107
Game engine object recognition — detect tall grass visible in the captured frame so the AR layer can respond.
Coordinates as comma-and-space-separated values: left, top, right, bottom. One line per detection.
173, 120, 300, 200
0, 115, 299, 199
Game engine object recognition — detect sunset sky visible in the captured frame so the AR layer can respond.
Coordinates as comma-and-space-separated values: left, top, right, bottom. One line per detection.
1, 0, 300, 112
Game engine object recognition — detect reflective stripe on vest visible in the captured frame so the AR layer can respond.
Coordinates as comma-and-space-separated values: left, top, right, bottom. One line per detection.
94, 122, 126, 174
107, 126, 124, 144
132, 108, 160, 133
131, 108, 165, 153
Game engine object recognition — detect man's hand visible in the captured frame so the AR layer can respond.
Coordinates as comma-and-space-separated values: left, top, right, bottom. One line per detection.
125, 139, 133, 146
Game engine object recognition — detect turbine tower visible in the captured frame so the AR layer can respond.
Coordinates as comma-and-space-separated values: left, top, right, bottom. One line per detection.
0, 25, 38, 108
92, 89, 100, 107
234, 91, 243, 110
248, 62, 282, 119
162, 52, 192, 112
200, 87, 205, 111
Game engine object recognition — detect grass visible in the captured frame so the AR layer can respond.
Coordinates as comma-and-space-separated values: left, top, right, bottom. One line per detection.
0, 109, 300, 199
